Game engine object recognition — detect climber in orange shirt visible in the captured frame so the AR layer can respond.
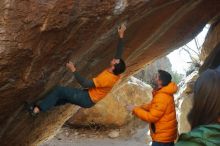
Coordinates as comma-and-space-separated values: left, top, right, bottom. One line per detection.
28, 24, 126, 116
128, 70, 178, 146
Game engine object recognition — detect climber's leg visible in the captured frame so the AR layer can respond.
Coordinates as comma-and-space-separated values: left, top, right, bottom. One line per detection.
37, 86, 94, 112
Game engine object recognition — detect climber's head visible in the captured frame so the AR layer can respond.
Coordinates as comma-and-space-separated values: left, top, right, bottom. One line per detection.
110, 58, 126, 75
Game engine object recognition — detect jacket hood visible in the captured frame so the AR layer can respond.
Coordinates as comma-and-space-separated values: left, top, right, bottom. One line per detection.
158, 82, 178, 95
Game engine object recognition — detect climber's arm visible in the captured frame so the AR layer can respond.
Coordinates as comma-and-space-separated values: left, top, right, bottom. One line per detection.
73, 72, 95, 88
66, 61, 95, 88
114, 38, 125, 59
114, 24, 126, 59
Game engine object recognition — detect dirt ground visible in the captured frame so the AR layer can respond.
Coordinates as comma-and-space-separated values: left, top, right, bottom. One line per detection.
41, 120, 151, 146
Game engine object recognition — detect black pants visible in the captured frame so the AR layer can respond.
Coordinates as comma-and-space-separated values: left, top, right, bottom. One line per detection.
152, 141, 174, 146
38, 86, 95, 112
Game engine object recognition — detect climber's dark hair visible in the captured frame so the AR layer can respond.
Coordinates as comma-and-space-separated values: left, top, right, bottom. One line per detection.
158, 70, 172, 86
188, 69, 220, 129
113, 59, 126, 75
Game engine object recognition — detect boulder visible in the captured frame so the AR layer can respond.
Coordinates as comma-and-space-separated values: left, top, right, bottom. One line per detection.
0, 0, 219, 145
175, 71, 199, 134
200, 19, 220, 72
67, 77, 152, 127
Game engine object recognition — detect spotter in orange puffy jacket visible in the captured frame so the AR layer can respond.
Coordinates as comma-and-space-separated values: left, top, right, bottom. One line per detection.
133, 82, 178, 143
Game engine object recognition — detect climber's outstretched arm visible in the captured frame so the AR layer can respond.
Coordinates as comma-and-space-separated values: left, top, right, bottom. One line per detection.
66, 61, 95, 88
114, 24, 126, 59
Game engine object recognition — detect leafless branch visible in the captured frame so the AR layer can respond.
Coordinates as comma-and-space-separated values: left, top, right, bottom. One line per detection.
184, 44, 200, 56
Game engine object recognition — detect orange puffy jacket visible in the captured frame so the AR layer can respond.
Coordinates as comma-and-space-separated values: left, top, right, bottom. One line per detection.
133, 82, 178, 143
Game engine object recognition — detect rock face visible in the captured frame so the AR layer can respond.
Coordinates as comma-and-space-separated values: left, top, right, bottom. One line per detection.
200, 19, 220, 71
0, 0, 219, 145
175, 71, 199, 134
68, 77, 152, 127
0, 105, 78, 146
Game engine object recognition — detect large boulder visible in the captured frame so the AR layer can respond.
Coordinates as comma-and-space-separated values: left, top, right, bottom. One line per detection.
0, 0, 219, 145
175, 71, 199, 134
0, 105, 78, 146
68, 77, 152, 127
201, 19, 220, 62
200, 19, 220, 71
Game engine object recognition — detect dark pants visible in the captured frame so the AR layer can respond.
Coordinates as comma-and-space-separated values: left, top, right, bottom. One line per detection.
152, 141, 174, 146
38, 86, 95, 112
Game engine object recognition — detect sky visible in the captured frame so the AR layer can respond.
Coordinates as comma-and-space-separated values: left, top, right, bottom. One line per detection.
167, 25, 210, 74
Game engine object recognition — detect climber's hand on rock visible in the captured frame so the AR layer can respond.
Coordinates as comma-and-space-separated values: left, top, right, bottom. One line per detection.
126, 104, 135, 112
118, 23, 126, 38
66, 61, 76, 72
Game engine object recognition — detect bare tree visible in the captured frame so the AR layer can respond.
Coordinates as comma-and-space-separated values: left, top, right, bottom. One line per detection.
178, 25, 210, 71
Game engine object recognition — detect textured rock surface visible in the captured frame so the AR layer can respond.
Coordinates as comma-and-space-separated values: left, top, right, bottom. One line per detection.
201, 19, 220, 62
200, 19, 220, 72
0, 0, 219, 145
175, 71, 199, 134
0, 105, 78, 146
67, 77, 152, 127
